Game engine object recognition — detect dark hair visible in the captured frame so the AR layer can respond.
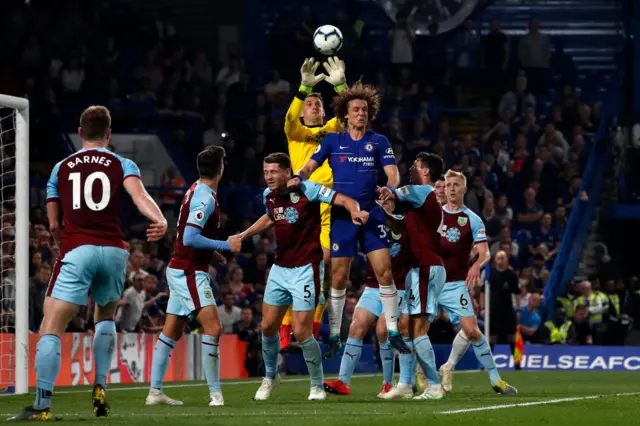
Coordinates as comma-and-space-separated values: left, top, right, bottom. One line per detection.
332, 83, 381, 126
263, 152, 292, 171
80, 105, 111, 141
416, 152, 445, 182
197, 145, 226, 179
438, 175, 445, 182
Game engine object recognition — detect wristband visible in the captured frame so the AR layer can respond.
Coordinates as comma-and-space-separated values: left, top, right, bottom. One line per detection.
385, 185, 394, 191
298, 84, 313, 94
334, 83, 347, 92
293, 174, 303, 182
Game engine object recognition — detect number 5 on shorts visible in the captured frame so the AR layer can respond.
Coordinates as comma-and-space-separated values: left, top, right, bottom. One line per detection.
304, 284, 311, 299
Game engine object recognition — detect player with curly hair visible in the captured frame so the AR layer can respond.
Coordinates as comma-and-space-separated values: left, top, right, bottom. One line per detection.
289, 83, 411, 361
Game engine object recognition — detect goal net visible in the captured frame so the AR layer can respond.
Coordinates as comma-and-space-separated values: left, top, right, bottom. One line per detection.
0, 95, 29, 395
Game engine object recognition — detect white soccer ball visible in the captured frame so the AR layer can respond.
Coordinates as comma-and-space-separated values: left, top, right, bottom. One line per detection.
313, 25, 343, 56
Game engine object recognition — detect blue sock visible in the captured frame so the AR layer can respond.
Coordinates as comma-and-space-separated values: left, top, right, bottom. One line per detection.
379, 341, 395, 385
471, 335, 501, 385
150, 333, 176, 390
399, 338, 416, 386
93, 320, 116, 389
414, 335, 439, 386
262, 334, 279, 379
202, 335, 221, 393
338, 337, 362, 386
300, 336, 323, 387
33, 335, 61, 410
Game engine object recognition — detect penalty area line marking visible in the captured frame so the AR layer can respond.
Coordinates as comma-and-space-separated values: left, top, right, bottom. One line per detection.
437, 391, 640, 415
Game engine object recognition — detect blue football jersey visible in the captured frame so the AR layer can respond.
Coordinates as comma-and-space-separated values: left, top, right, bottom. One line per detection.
311, 131, 396, 210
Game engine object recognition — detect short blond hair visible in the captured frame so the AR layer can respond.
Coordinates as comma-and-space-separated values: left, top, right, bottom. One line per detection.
444, 169, 467, 186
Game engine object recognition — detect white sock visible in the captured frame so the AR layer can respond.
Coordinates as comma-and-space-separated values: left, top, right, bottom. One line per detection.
328, 288, 346, 336
446, 330, 470, 367
379, 284, 399, 333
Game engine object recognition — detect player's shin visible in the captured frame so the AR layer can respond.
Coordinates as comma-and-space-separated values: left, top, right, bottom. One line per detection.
33, 334, 62, 410
471, 334, 501, 385
413, 335, 440, 387
379, 284, 400, 333
379, 341, 395, 386
262, 334, 280, 379
300, 336, 324, 387
328, 288, 346, 336
446, 329, 471, 368
150, 333, 176, 390
202, 335, 221, 393
93, 320, 116, 388
338, 337, 363, 386
399, 338, 416, 386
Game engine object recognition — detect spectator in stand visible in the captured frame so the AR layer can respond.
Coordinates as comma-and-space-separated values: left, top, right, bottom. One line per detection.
389, 13, 415, 79
498, 75, 536, 117
485, 250, 520, 345
518, 293, 543, 343
574, 280, 608, 344
572, 304, 593, 345
29, 264, 51, 332
543, 305, 573, 345
227, 266, 254, 307
516, 187, 544, 232
60, 57, 85, 96
518, 17, 552, 94
219, 292, 241, 334
481, 196, 503, 240
453, 18, 480, 107
214, 56, 242, 89
482, 18, 510, 107
490, 226, 520, 260
514, 271, 533, 310
465, 175, 493, 215
234, 307, 258, 342
128, 249, 149, 281
263, 69, 291, 106
529, 213, 560, 259
117, 273, 148, 332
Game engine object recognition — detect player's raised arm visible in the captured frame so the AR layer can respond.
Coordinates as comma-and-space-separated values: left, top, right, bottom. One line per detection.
123, 175, 167, 242
45, 162, 62, 245
300, 180, 368, 225
284, 58, 326, 138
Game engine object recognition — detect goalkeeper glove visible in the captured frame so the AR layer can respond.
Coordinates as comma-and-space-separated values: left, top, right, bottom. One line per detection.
322, 56, 347, 91
300, 58, 325, 91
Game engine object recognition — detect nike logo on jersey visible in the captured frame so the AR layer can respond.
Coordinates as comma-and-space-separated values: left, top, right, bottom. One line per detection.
339, 145, 349, 149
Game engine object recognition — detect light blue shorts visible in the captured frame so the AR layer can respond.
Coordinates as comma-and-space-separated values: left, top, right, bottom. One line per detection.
355, 287, 408, 317
405, 265, 447, 319
47, 245, 129, 307
439, 281, 475, 324
264, 263, 324, 311
166, 267, 216, 318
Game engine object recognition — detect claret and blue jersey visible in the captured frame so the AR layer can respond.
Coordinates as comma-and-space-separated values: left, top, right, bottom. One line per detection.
311, 130, 396, 257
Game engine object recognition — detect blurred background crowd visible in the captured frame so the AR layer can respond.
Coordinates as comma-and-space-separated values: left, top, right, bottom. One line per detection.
0, 0, 639, 352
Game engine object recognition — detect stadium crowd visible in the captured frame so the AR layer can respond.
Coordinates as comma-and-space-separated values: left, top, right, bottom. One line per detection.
0, 0, 639, 348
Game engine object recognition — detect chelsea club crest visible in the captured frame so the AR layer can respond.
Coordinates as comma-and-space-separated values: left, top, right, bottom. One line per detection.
457, 216, 468, 227
364, 143, 373, 152
290, 192, 300, 204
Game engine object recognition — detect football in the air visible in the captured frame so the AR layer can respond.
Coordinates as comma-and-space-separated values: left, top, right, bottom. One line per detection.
313, 25, 343, 55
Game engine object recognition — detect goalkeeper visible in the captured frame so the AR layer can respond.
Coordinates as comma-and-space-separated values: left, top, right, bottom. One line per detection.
279, 56, 347, 351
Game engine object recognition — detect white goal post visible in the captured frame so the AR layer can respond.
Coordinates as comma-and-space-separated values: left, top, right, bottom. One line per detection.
0, 94, 29, 395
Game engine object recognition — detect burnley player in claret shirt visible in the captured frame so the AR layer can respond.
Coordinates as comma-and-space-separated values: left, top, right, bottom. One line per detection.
10, 106, 168, 421
381, 152, 447, 400
437, 170, 517, 396
146, 146, 242, 408
234, 153, 367, 402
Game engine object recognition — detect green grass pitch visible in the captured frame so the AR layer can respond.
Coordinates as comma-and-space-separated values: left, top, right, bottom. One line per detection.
2, 372, 639, 425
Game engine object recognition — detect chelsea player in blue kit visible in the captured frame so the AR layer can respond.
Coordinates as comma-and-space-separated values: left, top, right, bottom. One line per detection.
289, 83, 411, 357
